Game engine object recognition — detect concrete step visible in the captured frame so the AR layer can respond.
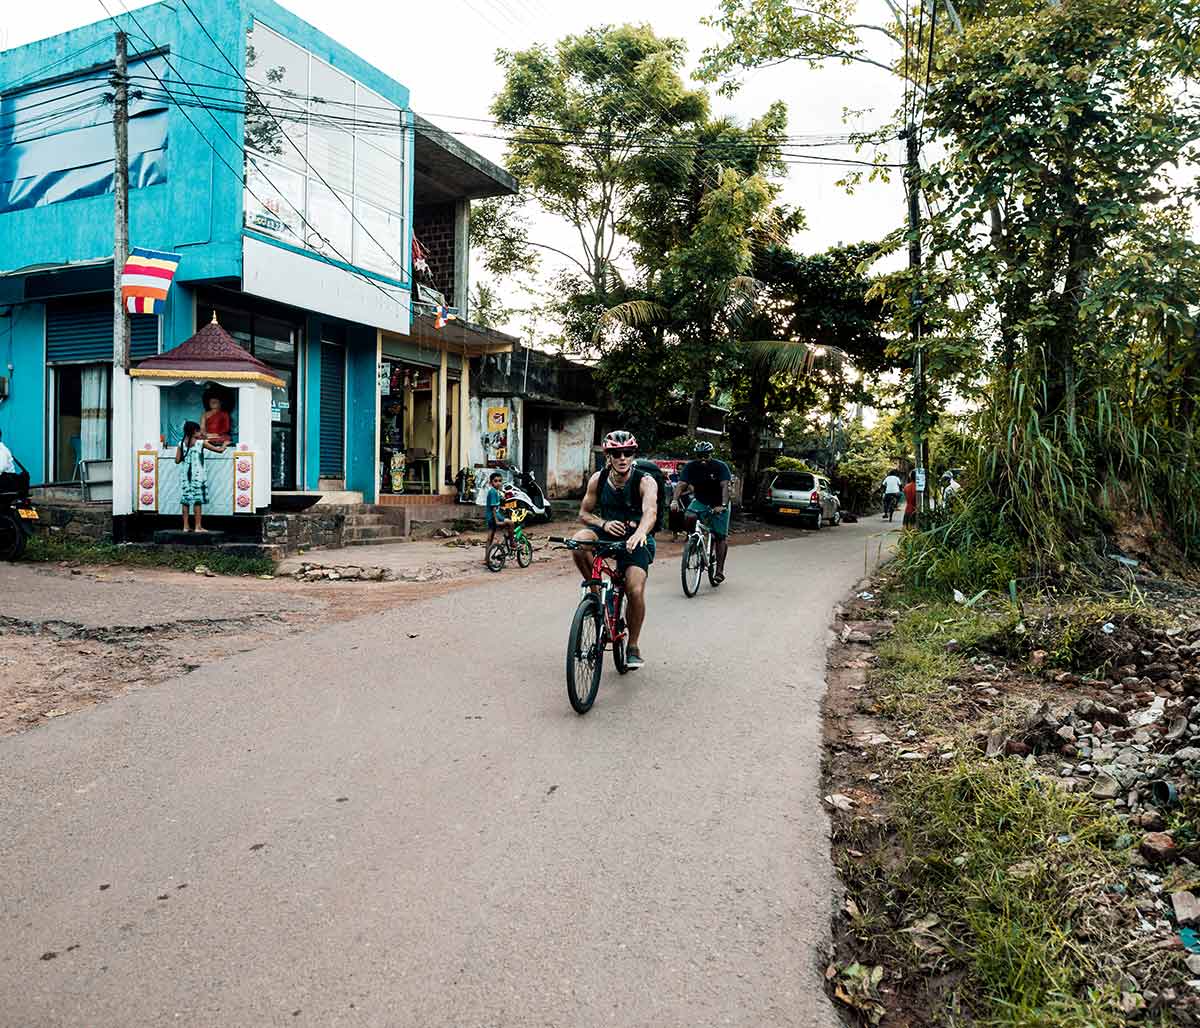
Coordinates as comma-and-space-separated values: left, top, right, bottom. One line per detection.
153, 529, 227, 546
343, 524, 408, 543
407, 505, 479, 525
313, 491, 364, 506
345, 533, 408, 546
320, 504, 405, 520
343, 513, 387, 527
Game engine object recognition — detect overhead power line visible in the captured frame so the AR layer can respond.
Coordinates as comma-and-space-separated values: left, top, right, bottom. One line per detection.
121, 78, 900, 167
92, 0, 419, 322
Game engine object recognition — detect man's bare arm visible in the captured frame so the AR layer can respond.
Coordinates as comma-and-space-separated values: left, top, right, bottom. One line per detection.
626, 475, 658, 550
578, 472, 605, 530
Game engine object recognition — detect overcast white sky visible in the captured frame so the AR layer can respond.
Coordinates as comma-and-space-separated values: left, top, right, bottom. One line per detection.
4, 0, 908, 337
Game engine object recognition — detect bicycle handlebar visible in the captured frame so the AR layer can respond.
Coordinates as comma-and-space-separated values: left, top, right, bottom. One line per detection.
548, 536, 634, 555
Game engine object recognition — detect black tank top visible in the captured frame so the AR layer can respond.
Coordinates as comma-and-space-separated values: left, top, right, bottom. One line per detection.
598, 469, 643, 525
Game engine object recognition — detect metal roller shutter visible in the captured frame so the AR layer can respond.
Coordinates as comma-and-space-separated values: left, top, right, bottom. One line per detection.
319, 343, 345, 477
46, 297, 159, 362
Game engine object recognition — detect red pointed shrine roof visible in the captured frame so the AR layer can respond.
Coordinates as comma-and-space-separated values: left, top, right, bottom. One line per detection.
131, 314, 284, 387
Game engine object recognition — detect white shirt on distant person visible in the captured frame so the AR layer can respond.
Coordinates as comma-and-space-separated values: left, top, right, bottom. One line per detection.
882, 474, 902, 495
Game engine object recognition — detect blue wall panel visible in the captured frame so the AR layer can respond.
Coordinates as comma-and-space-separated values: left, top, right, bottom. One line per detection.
345, 324, 377, 502
0, 303, 46, 484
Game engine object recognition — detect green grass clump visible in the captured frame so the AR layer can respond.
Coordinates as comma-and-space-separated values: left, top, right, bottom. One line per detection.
899, 762, 1124, 1023
871, 599, 1002, 722
841, 760, 1132, 1026
23, 532, 275, 577
841, 593, 1165, 1026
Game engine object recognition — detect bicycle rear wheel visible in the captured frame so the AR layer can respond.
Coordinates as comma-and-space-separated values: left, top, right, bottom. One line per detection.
516, 535, 533, 568
611, 590, 630, 674
486, 543, 506, 572
566, 596, 604, 713
707, 536, 720, 587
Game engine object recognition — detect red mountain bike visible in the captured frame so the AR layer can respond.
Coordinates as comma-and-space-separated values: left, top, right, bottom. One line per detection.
550, 537, 631, 713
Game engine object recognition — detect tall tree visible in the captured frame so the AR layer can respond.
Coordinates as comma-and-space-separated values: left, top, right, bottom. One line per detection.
488, 24, 709, 299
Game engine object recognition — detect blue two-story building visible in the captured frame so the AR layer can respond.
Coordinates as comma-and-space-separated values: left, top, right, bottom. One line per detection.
0, 0, 515, 521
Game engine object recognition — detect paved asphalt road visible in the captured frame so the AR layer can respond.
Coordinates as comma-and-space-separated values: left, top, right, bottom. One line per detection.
0, 521, 884, 1027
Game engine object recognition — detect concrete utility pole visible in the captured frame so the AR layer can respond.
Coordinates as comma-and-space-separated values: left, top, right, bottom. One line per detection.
904, 126, 927, 512
112, 31, 129, 372
111, 31, 134, 520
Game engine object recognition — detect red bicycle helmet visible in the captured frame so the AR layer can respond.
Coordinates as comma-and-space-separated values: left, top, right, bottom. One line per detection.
602, 429, 638, 451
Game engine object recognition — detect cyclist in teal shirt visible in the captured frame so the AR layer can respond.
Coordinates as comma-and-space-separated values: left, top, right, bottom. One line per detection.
674, 441, 732, 583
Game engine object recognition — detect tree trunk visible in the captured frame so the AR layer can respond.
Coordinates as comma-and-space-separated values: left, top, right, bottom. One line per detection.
687, 387, 703, 438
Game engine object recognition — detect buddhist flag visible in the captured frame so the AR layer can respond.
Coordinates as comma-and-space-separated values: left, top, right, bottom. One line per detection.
434, 304, 458, 330
121, 247, 181, 314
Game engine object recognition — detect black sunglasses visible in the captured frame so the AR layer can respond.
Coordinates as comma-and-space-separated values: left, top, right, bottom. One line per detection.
609, 448, 637, 458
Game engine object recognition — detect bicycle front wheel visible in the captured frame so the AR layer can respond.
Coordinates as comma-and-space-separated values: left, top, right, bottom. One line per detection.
516, 535, 533, 568
681, 536, 703, 597
566, 596, 604, 713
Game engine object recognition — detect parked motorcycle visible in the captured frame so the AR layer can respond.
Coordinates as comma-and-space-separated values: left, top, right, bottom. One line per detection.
0, 460, 38, 560
506, 468, 553, 524
468, 464, 553, 523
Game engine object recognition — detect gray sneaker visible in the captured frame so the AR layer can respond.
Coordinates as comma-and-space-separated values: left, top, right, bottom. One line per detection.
625, 646, 644, 670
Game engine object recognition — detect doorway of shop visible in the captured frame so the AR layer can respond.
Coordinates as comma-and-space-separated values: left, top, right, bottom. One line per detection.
525, 410, 549, 485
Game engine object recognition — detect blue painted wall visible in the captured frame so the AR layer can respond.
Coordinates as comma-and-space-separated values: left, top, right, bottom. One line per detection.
0, 3, 242, 281
0, 0, 414, 496
0, 303, 47, 483
344, 323, 378, 502
0, 0, 411, 282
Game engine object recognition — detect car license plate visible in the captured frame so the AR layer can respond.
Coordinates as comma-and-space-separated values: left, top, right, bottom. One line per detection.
778, 507, 800, 515
17, 508, 38, 520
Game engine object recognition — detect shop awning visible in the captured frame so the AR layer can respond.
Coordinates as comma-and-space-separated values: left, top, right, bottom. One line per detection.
408, 315, 519, 357
412, 116, 518, 203
131, 314, 284, 388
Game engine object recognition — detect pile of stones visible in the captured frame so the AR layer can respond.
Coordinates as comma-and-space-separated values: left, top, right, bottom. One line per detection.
979, 619, 1199, 850
291, 562, 390, 582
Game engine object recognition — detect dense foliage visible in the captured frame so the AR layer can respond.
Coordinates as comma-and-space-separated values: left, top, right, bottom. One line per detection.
699, 0, 1200, 577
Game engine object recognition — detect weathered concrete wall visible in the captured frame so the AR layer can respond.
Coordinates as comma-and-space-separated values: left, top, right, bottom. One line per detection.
546, 412, 594, 498
467, 395, 523, 470
35, 503, 113, 541
412, 203, 457, 304
262, 511, 345, 552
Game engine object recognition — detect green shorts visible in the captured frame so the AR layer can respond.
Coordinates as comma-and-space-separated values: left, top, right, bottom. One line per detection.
594, 531, 655, 574
688, 499, 730, 538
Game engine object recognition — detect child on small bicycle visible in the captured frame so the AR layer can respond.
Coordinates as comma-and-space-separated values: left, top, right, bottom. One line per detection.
484, 472, 514, 562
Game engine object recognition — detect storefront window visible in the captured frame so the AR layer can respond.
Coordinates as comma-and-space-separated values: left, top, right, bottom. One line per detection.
243, 20, 408, 281
198, 303, 299, 490
379, 359, 438, 494
53, 363, 111, 481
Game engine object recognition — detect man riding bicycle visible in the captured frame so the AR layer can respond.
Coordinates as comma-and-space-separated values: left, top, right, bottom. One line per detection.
571, 430, 658, 670
881, 469, 903, 522
674, 441, 732, 583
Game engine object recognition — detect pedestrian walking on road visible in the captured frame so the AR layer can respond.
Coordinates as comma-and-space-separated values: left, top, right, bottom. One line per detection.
902, 470, 918, 530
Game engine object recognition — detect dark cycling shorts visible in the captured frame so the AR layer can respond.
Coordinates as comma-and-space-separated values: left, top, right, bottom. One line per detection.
591, 530, 655, 575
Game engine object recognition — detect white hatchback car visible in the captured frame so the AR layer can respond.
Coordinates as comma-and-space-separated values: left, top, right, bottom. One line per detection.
763, 471, 841, 530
